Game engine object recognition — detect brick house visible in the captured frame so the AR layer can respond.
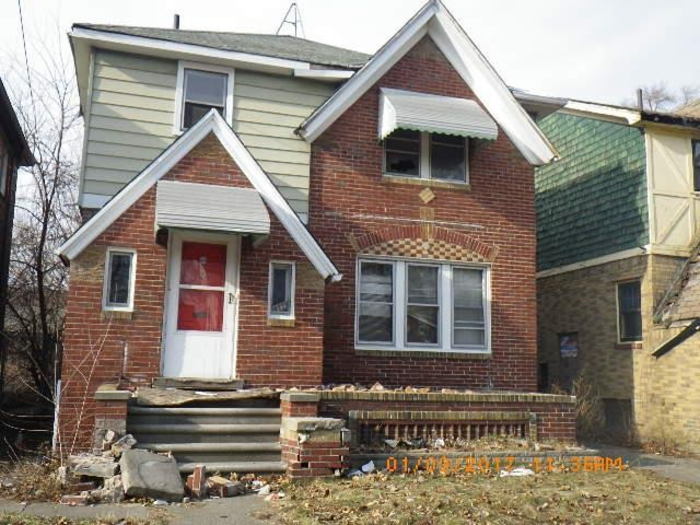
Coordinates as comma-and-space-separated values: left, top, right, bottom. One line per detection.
0, 78, 34, 387
56, 0, 577, 471
536, 99, 700, 451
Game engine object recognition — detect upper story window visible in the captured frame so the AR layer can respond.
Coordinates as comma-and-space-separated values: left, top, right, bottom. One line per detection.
384, 130, 468, 183
175, 62, 234, 132
356, 258, 489, 353
693, 140, 700, 192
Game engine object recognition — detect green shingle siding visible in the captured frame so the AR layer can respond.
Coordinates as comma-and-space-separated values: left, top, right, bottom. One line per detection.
535, 113, 648, 271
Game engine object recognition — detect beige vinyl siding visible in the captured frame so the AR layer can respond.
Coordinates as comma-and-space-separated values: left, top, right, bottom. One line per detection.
233, 71, 335, 216
82, 50, 177, 198
82, 50, 335, 217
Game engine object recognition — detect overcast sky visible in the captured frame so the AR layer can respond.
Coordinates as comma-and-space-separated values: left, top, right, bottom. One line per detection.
1, 0, 698, 106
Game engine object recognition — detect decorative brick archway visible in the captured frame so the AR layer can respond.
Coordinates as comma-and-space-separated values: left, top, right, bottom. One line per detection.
350, 225, 499, 263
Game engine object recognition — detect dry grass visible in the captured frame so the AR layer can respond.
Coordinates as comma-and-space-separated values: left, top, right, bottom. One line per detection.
0, 459, 65, 503
275, 469, 700, 525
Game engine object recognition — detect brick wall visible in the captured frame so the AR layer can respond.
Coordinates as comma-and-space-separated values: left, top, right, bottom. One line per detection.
538, 255, 648, 401
309, 36, 538, 390
633, 254, 700, 453
318, 392, 576, 442
59, 134, 325, 452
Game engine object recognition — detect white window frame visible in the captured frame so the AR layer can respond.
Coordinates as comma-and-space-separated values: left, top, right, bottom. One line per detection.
174, 61, 235, 134
383, 130, 469, 184
103, 247, 137, 312
356, 259, 396, 346
355, 257, 490, 354
268, 261, 296, 320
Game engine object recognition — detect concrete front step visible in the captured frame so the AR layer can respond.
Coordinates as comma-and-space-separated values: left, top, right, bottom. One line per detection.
129, 423, 281, 434
178, 461, 287, 474
128, 423, 282, 445
128, 407, 282, 426
137, 442, 283, 464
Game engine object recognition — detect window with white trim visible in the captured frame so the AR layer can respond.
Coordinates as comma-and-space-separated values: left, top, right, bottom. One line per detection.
356, 259, 489, 352
268, 262, 295, 319
384, 130, 468, 183
103, 248, 136, 311
175, 62, 234, 132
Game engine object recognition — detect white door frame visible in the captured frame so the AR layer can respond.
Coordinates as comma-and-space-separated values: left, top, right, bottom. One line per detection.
161, 230, 241, 379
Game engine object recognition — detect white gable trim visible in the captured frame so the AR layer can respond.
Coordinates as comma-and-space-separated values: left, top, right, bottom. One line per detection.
298, 0, 557, 166
57, 110, 341, 282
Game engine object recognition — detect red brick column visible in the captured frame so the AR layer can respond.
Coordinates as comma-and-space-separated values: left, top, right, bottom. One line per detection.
91, 384, 131, 453
280, 393, 349, 478
281, 392, 319, 418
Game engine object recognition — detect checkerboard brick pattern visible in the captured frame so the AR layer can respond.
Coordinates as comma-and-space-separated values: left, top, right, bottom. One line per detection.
361, 238, 489, 263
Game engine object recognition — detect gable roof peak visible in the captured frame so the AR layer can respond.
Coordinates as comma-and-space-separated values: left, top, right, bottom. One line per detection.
298, 0, 557, 166
57, 110, 340, 281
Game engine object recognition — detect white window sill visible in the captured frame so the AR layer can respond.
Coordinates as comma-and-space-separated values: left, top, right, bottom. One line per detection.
354, 345, 491, 359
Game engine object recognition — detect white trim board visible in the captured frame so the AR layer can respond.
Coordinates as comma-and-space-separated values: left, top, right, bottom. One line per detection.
70, 27, 314, 73
536, 247, 649, 279
298, 0, 557, 166
57, 110, 341, 282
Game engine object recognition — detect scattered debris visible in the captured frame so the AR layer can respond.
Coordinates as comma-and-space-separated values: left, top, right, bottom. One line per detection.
89, 475, 125, 504
256, 485, 271, 497
185, 465, 208, 499
120, 449, 185, 502
60, 494, 89, 506
111, 434, 137, 457
499, 467, 535, 477
207, 476, 245, 498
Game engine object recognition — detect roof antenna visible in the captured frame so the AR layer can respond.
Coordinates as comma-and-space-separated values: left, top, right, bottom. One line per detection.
276, 2, 305, 38
173, 14, 180, 29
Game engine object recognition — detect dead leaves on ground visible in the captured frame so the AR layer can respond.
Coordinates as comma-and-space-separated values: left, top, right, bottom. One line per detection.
277, 469, 700, 525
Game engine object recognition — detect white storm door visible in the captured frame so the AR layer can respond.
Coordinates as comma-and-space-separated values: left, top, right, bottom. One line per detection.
163, 233, 239, 379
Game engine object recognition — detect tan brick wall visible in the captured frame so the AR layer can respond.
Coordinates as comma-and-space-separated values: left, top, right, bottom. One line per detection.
633, 255, 700, 453
538, 253, 700, 451
538, 256, 648, 400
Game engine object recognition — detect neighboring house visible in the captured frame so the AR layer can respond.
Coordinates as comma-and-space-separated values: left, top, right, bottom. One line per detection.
0, 78, 34, 385
56, 0, 574, 461
536, 99, 700, 450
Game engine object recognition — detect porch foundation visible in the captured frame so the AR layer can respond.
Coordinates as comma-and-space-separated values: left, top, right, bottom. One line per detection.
91, 384, 131, 453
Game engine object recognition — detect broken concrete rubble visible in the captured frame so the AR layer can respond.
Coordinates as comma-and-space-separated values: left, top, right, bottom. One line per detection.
89, 475, 125, 504
110, 434, 137, 457
68, 454, 119, 478
120, 449, 184, 502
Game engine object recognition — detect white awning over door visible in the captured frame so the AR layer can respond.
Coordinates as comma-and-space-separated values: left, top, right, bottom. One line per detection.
379, 88, 498, 141
156, 180, 270, 235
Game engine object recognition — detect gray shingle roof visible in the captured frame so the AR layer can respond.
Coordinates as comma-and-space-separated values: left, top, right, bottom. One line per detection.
73, 23, 371, 69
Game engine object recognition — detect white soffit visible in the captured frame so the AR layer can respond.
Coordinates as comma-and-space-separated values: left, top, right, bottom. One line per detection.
379, 88, 498, 140
156, 180, 270, 235
299, 0, 557, 166
57, 110, 341, 282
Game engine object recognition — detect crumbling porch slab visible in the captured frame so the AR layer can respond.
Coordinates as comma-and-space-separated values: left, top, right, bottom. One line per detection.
135, 387, 280, 407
